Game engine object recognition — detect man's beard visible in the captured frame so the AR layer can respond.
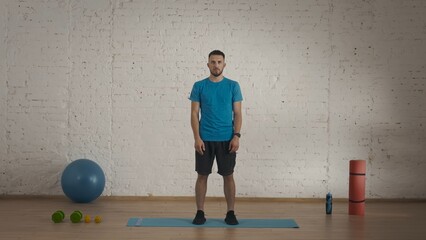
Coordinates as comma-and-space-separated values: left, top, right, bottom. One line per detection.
210, 69, 223, 77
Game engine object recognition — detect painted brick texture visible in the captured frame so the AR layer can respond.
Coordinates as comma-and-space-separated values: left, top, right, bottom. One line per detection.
1, 0, 425, 198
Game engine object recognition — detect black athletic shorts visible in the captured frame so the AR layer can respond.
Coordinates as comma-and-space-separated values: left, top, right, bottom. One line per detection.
195, 141, 236, 176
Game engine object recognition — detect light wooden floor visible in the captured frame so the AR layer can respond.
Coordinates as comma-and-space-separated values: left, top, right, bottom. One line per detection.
0, 197, 425, 240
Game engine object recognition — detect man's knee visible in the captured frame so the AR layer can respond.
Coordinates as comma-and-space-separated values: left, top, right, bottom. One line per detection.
222, 173, 234, 182
197, 174, 209, 182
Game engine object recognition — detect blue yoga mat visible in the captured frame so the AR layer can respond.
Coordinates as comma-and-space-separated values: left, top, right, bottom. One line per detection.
127, 217, 299, 228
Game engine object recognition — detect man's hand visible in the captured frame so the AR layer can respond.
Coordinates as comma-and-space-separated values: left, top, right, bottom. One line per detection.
229, 136, 239, 153
194, 138, 205, 155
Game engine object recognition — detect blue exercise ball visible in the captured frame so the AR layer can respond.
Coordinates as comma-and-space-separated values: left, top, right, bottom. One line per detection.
61, 159, 105, 203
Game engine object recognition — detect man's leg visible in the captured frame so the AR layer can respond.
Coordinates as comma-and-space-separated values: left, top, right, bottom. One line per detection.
223, 173, 239, 225
223, 174, 235, 211
195, 174, 209, 211
216, 141, 239, 225
193, 174, 208, 225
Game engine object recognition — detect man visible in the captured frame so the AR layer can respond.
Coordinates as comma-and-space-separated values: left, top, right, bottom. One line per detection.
189, 50, 243, 225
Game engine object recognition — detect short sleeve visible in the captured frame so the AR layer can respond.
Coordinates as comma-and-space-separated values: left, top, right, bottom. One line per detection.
189, 82, 200, 102
232, 82, 243, 102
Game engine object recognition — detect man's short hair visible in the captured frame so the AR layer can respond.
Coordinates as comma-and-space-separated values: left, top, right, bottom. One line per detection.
208, 50, 225, 59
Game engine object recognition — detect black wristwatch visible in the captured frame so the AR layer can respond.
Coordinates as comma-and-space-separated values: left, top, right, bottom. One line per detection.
233, 133, 241, 138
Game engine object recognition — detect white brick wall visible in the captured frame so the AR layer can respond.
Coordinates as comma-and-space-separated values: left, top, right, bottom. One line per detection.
1, 0, 425, 198
0, 0, 7, 193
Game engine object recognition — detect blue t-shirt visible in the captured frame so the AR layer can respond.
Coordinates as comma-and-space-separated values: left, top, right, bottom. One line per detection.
189, 77, 243, 141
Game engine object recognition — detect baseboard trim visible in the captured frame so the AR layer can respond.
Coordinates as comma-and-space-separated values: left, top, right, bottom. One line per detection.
1, 195, 425, 202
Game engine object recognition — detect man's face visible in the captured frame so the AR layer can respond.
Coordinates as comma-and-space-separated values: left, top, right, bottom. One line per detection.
207, 55, 226, 77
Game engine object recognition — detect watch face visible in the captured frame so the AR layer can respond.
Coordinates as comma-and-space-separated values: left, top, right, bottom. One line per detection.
234, 133, 241, 138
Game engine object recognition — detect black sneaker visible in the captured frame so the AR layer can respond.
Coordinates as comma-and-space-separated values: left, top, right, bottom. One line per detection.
224, 210, 239, 225
192, 210, 206, 225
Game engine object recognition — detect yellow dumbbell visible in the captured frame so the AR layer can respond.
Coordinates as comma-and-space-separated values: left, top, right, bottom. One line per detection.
94, 215, 102, 223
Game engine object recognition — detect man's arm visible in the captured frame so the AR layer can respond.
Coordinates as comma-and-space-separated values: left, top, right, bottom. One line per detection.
229, 101, 242, 153
191, 101, 205, 155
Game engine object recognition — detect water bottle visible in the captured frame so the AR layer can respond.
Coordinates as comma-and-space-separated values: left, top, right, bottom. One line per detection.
326, 192, 332, 214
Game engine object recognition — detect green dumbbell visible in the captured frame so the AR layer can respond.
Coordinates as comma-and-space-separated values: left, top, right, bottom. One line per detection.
51, 210, 65, 223
70, 210, 83, 223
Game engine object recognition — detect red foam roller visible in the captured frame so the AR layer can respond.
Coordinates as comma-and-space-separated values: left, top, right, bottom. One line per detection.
349, 160, 366, 215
